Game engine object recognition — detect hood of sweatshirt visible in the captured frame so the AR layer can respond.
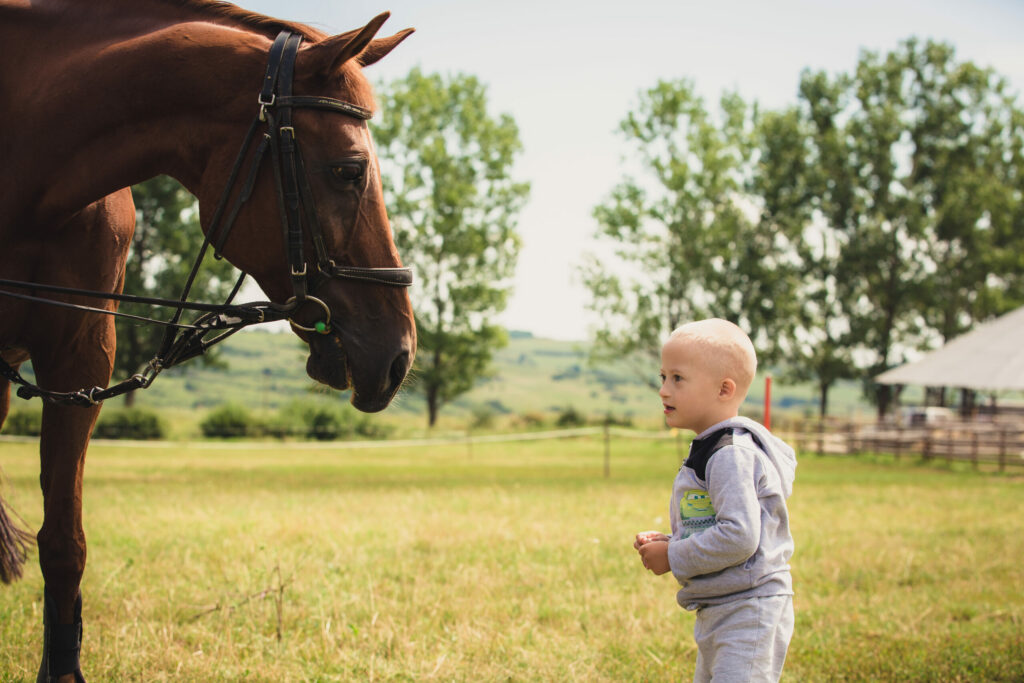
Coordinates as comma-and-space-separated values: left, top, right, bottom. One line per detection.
704, 416, 797, 498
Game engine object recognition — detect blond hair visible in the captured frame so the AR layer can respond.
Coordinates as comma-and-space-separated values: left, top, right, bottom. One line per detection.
669, 319, 758, 398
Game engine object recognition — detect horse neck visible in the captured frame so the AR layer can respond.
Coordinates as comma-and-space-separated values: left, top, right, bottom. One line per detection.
10, 18, 270, 227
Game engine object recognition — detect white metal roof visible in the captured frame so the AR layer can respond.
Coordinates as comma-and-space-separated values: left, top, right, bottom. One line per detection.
875, 306, 1024, 391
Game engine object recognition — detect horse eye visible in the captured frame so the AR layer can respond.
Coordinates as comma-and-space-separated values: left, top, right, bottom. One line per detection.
330, 161, 365, 184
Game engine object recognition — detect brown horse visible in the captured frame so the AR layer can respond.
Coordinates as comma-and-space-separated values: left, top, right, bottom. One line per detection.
0, 1, 416, 680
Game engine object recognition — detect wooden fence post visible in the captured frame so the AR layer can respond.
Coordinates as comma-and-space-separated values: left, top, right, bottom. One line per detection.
999, 429, 1007, 473
603, 422, 610, 479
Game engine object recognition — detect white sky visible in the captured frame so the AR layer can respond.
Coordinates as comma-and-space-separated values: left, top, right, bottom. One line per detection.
242, 0, 1024, 341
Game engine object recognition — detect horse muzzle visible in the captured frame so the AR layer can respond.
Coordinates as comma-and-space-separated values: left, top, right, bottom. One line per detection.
305, 331, 412, 412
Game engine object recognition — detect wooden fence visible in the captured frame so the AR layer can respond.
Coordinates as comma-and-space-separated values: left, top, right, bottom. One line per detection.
775, 419, 1024, 471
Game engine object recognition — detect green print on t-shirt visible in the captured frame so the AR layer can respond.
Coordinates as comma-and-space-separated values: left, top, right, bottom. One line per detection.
679, 489, 716, 538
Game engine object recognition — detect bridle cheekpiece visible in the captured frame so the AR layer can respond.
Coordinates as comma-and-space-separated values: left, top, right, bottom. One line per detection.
218, 30, 413, 333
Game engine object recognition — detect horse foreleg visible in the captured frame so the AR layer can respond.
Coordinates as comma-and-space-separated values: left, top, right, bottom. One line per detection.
36, 398, 98, 683
24, 189, 132, 682
35, 393, 103, 683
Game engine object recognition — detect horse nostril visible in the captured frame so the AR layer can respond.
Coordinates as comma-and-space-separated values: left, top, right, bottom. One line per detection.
388, 350, 411, 393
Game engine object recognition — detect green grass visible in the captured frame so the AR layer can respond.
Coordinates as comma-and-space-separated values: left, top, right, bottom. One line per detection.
1, 438, 1022, 681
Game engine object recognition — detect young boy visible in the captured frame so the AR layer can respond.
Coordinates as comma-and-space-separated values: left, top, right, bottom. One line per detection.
634, 319, 797, 682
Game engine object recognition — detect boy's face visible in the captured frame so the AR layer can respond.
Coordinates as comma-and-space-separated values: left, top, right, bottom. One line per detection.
659, 337, 723, 433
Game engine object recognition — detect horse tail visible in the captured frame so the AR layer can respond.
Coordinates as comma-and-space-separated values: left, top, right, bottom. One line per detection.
0, 474, 33, 584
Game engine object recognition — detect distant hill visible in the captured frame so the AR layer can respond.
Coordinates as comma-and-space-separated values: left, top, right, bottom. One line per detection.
108, 329, 873, 424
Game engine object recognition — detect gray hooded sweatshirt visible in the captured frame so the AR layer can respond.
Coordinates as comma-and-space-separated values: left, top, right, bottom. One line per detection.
667, 416, 797, 610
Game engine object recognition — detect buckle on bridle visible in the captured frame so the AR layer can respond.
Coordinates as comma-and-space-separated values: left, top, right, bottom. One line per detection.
258, 92, 276, 121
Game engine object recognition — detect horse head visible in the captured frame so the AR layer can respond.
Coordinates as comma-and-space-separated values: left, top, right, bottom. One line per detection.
195, 15, 415, 413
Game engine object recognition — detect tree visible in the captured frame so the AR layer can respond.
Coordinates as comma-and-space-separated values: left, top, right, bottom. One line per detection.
116, 176, 236, 406
750, 102, 859, 418
373, 69, 529, 427
592, 40, 1024, 420
582, 80, 798, 385
900, 39, 1024, 340
792, 39, 1024, 417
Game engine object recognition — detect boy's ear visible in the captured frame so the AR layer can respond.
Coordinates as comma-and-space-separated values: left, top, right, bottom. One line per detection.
718, 378, 737, 401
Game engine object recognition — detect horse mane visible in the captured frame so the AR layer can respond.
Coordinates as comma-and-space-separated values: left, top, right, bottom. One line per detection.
162, 0, 376, 107
12, 0, 377, 106
165, 0, 330, 42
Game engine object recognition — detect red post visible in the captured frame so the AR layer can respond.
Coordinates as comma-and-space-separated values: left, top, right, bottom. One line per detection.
764, 375, 772, 430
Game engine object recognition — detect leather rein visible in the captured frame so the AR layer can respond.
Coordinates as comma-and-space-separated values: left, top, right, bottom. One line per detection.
0, 31, 412, 407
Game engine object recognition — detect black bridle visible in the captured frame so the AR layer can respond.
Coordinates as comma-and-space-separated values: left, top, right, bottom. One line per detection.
0, 31, 412, 407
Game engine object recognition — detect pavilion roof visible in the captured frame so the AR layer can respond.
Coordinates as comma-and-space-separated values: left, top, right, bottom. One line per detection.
875, 306, 1024, 392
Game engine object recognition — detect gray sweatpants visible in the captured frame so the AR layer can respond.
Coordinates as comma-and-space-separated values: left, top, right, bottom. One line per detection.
692, 595, 794, 683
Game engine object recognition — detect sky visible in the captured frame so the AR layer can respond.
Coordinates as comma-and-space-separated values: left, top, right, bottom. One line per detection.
242, 0, 1024, 341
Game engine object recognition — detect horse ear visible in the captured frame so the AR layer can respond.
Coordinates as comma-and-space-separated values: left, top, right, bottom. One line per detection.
358, 28, 415, 67
302, 12, 392, 76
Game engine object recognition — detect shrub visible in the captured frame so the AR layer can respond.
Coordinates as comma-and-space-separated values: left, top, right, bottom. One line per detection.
257, 400, 396, 442
304, 403, 395, 441
516, 412, 547, 430
200, 403, 253, 438
469, 406, 495, 431
601, 413, 633, 428
93, 408, 166, 440
259, 412, 299, 440
270, 401, 339, 441
354, 417, 394, 440
556, 406, 586, 428
274, 401, 346, 441
1, 409, 42, 436
306, 405, 345, 441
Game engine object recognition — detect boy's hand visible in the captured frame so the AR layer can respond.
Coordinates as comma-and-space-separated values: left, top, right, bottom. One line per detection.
638, 541, 671, 575
634, 531, 669, 550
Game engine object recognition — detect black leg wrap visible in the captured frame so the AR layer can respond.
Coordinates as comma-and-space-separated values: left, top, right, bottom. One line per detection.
37, 588, 86, 683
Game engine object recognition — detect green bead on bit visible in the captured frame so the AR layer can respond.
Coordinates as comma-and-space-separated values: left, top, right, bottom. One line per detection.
315, 321, 327, 334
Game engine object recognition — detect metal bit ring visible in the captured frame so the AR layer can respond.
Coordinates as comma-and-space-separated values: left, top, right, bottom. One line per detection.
286, 295, 331, 334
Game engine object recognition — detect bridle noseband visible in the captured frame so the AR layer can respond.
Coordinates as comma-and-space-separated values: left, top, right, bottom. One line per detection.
0, 30, 412, 406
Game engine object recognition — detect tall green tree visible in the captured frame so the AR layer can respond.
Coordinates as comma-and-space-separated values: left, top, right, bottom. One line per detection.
116, 176, 236, 406
792, 39, 1024, 417
751, 102, 858, 418
583, 80, 798, 384
373, 69, 530, 427
900, 39, 1024, 340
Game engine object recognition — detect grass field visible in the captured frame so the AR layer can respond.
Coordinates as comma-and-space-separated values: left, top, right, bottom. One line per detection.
1, 437, 1022, 681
